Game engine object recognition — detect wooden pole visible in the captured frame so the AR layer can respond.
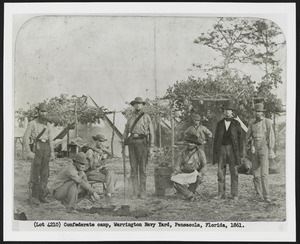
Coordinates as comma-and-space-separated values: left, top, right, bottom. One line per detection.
158, 115, 162, 148
67, 129, 70, 157
170, 103, 175, 168
111, 111, 116, 157
75, 100, 78, 137
273, 113, 276, 153
74, 100, 79, 154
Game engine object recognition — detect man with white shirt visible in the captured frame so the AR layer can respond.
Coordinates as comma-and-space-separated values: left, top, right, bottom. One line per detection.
213, 100, 243, 201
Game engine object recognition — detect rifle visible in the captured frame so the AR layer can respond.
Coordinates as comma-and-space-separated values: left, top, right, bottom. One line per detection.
121, 141, 126, 198
83, 145, 112, 157
28, 127, 46, 204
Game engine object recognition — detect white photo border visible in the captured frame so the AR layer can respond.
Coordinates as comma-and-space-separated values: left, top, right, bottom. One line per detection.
4, 2, 296, 242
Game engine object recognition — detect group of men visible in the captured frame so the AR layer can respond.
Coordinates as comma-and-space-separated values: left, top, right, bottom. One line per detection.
171, 100, 275, 203
22, 96, 275, 213
23, 104, 116, 212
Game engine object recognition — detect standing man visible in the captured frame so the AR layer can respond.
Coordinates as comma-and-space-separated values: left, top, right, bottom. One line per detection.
213, 100, 243, 201
23, 103, 55, 205
171, 134, 206, 202
244, 103, 275, 203
184, 113, 213, 163
184, 114, 213, 147
123, 97, 154, 199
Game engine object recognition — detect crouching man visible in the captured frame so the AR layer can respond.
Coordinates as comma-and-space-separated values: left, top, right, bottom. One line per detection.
171, 134, 206, 202
51, 152, 100, 213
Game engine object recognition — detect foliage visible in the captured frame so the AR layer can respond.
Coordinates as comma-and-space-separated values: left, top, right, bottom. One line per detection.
152, 146, 173, 166
193, 17, 254, 73
246, 19, 286, 116
15, 94, 108, 126
122, 97, 171, 120
165, 71, 257, 123
247, 19, 286, 88
178, 17, 286, 121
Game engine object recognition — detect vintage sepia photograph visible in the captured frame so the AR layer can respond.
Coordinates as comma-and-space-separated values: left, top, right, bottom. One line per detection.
4, 2, 296, 242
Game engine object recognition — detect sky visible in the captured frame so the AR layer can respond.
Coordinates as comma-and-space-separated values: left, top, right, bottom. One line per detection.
13, 15, 287, 112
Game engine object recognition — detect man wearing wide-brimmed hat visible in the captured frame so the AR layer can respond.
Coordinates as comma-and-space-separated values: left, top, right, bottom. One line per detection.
171, 134, 206, 202
82, 134, 117, 204
244, 103, 275, 203
213, 100, 243, 201
123, 97, 154, 199
23, 103, 55, 205
51, 152, 100, 213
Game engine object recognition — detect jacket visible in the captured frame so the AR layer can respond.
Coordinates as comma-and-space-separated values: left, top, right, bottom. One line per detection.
213, 118, 243, 165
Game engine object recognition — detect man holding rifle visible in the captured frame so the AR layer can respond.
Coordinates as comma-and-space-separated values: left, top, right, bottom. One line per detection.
123, 97, 154, 199
82, 134, 117, 204
23, 103, 55, 205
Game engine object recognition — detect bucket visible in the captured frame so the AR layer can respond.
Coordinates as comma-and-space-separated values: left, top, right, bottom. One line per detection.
154, 166, 173, 196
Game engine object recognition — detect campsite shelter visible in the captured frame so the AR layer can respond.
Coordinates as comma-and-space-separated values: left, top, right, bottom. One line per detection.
55, 112, 128, 158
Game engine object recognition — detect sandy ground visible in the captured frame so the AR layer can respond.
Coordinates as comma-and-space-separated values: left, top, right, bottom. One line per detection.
13, 147, 286, 222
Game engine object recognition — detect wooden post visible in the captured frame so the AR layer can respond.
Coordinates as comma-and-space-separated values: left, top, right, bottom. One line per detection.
75, 100, 78, 138
158, 115, 162, 148
273, 113, 276, 153
111, 111, 116, 157
67, 129, 70, 157
170, 104, 175, 168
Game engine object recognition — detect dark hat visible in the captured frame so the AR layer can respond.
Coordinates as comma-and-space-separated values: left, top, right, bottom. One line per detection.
37, 103, 47, 112
221, 100, 236, 111
253, 103, 266, 112
73, 152, 89, 165
191, 114, 201, 121
130, 97, 146, 106
92, 134, 107, 142
185, 134, 201, 145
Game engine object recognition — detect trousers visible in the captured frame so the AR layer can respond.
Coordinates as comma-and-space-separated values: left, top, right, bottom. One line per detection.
86, 168, 116, 194
53, 181, 87, 208
128, 138, 149, 196
217, 145, 238, 197
251, 139, 270, 200
31, 141, 51, 199
174, 173, 204, 199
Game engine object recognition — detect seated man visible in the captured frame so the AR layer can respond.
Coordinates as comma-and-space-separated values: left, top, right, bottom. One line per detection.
51, 152, 100, 213
82, 134, 117, 204
171, 134, 206, 202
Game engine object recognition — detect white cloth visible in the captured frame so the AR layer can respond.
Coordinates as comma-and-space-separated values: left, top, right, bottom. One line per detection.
224, 120, 231, 131
171, 170, 198, 185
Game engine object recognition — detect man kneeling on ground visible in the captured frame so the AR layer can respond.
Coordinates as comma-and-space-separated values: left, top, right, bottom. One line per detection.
51, 152, 100, 213
171, 134, 206, 202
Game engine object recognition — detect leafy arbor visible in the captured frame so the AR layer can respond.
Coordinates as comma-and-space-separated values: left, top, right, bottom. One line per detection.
15, 94, 107, 126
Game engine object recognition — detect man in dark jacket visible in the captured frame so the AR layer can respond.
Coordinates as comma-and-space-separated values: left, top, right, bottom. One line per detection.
213, 100, 243, 201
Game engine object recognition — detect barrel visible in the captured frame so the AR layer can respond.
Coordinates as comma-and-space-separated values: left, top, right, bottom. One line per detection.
154, 166, 173, 196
